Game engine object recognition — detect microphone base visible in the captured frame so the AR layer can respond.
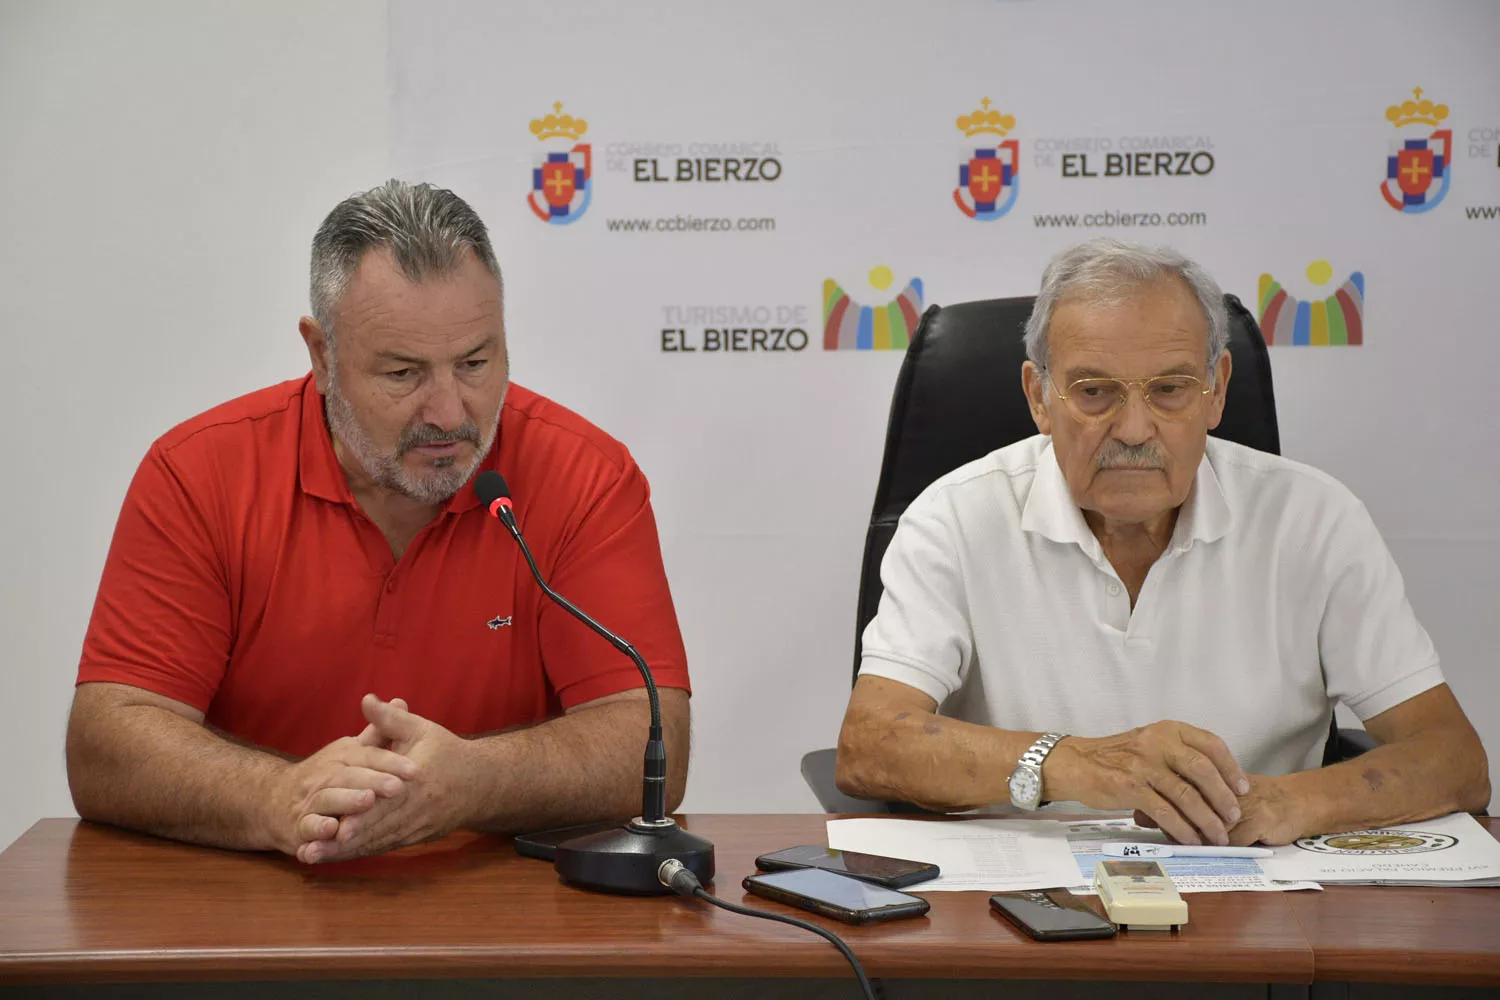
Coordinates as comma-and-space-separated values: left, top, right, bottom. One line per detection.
554, 819, 715, 896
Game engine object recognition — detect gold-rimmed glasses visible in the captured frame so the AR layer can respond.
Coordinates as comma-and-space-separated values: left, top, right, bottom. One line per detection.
1047, 372, 1212, 423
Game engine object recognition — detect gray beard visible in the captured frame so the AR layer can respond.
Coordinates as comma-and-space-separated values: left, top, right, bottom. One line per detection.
323, 374, 504, 505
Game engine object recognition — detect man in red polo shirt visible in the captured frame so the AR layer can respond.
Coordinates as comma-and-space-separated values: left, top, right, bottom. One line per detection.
67, 180, 691, 864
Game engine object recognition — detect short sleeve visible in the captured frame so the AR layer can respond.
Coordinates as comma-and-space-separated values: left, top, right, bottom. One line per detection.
76, 443, 232, 712
1318, 497, 1444, 721
857, 493, 974, 705
537, 459, 690, 709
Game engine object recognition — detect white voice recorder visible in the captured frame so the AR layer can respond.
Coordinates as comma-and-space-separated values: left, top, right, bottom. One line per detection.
1092, 859, 1188, 932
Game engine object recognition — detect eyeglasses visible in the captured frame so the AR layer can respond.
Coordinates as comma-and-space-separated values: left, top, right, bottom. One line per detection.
1047, 372, 1212, 423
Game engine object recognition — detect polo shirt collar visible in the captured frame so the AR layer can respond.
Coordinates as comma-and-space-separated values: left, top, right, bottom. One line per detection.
296, 373, 500, 514
1020, 439, 1096, 550
1170, 445, 1232, 551
298, 376, 352, 504
1019, 437, 1233, 555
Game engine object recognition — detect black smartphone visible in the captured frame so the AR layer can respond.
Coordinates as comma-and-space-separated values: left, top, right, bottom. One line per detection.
512, 820, 627, 861
755, 844, 940, 888
989, 888, 1117, 941
742, 868, 931, 925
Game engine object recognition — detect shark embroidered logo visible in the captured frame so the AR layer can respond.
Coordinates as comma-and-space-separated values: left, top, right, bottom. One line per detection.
486, 616, 513, 630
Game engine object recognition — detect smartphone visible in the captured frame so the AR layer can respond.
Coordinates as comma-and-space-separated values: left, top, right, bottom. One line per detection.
742, 868, 931, 925
989, 889, 1117, 941
512, 820, 627, 861
755, 844, 940, 889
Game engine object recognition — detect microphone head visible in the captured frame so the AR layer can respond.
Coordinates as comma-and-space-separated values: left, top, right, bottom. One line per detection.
473, 470, 512, 510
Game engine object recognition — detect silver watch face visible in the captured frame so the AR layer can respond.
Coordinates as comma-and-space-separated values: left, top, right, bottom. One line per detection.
1009, 767, 1040, 804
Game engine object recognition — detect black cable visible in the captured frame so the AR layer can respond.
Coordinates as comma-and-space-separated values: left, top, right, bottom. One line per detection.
690, 888, 878, 1000
658, 860, 876, 1000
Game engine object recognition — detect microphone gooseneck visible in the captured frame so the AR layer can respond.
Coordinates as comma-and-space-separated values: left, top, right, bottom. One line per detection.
473, 470, 669, 827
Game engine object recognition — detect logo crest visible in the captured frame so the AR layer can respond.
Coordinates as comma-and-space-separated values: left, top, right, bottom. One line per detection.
1294, 829, 1456, 855
486, 615, 513, 630
529, 102, 592, 225
1382, 88, 1452, 213
953, 98, 1019, 221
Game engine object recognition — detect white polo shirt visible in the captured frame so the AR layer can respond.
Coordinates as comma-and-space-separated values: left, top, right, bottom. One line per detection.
859, 434, 1444, 776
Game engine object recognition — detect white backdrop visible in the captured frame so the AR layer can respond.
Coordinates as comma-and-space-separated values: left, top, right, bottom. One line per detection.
1, 1, 1495, 851
388, 0, 1500, 812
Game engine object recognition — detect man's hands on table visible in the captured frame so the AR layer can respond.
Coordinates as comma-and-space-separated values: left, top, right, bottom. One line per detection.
1050, 720, 1251, 846
282, 695, 477, 864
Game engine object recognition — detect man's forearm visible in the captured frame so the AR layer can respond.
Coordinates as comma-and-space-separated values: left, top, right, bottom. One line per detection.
67, 701, 286, 851
456, 694, 690, 834
1291, 729, 1491, 834
837, 707, 1035, 810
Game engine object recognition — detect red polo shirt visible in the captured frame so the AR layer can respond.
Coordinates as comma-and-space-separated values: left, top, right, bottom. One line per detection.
77, 376, 690, 758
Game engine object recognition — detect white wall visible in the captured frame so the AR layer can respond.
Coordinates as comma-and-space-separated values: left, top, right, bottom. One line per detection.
0, 0, 389, 850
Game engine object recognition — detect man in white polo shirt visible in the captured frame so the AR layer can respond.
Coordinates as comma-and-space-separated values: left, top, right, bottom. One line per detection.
835, 238, 1489, 847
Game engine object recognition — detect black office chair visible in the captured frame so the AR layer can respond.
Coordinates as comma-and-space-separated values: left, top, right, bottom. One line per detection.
801, 293, 1374, 812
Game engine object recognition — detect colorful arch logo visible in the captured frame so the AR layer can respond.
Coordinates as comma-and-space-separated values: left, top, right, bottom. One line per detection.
528, 101, 592, 226
823, 266, 924, 350
1258, 260, 1364, 347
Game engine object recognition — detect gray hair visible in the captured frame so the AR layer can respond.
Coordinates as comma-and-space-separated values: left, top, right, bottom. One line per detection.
310, 179, 502, 344
1022, 238, 1228, 380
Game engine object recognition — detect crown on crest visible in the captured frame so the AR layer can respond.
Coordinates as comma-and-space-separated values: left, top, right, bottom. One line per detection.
956, 97, 1015, 138
530, 101, 588, 141
1385, 87, 1449, 128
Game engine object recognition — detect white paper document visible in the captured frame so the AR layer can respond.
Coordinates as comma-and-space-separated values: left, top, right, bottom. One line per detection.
1260, 811, 1500, 887
1061, 818, 1321, 895
825, 817, 1081, 892
825, 816, 1323, 894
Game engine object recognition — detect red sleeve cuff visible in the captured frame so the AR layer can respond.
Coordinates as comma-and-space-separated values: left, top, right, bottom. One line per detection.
76, 662, 215, 714
556, 664, 692, 710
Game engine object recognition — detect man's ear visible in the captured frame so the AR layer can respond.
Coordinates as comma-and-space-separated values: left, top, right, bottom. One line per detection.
298, 316, 332, 394
1022, 361, 1052, 436
1205, 348, 1232, 431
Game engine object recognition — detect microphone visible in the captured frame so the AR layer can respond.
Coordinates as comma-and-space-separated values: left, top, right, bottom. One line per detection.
474, 470, 714, 895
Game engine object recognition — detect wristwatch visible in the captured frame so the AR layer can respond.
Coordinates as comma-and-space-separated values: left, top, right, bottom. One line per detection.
1007, 732, 1067, 811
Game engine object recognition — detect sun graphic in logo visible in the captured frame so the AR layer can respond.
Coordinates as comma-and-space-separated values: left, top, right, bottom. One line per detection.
823, 266, 924, 350
1257, 259, 1364, 347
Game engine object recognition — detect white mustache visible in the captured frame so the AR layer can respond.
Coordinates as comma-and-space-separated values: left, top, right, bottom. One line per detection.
1096, 441, 1166, 470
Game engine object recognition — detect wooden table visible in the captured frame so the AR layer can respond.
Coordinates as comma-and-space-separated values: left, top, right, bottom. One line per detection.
1288, 823, 1500, 992
0, 815, 1495, 999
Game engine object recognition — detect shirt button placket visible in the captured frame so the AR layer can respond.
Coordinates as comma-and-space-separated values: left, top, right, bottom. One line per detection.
1103, 576, 1130, 631
374, 573, 398, 647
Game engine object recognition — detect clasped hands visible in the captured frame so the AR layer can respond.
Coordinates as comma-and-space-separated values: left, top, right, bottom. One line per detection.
1057, 720, 1308, 846
266, 694, 472, 864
